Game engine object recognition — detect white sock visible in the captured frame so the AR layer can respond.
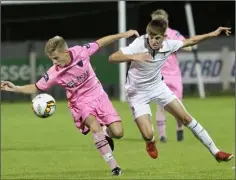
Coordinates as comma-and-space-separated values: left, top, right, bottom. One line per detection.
187, 118, 220, 155
149, 136, 155, 143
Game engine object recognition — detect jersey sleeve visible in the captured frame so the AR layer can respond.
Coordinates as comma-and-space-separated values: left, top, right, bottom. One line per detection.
168, 40, 184, 53
35, 70, 56, 91
120, 38, 141, 55
82, 42, 100, 56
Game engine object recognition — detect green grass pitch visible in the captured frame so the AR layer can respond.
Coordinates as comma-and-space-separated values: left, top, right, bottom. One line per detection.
1, 96, 235, 179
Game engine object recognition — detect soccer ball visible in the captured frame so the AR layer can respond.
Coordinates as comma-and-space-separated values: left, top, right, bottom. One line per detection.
32, 93, 56, 118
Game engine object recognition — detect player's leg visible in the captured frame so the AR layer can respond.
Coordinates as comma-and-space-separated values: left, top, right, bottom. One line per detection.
176, 116, 184, 142
136, 114, 158, 159
107, 122, 123, 139
165, 78, 184, 142
97, 92, 123, 153
102, 121, 123, 152
164, 98, 233, 162
100, 93, 123, 139
171, 79, 184, 142
84, 115, 122, 175
101, 125, 115, 151
156, 104, 167, 142
132, 104, 158, 159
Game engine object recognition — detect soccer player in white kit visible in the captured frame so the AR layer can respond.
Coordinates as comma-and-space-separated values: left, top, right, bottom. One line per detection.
151, 9, 192, 143
109, 16, 233, 162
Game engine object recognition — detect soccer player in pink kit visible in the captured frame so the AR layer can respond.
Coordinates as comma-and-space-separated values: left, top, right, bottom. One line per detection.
1, 30, 139, 176
151, 9, 192, 143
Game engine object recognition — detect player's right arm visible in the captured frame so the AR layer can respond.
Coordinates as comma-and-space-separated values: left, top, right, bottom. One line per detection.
173, 30, 192, 52
182, 26, 231, 48
109, 37, 152, 63
1, 69, 56, 94
1, 81, 38, 94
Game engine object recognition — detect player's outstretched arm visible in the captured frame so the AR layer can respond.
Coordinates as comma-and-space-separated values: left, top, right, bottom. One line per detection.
182, 27, 231, 48
1, 81, 38, 94
96, 30, 139, 47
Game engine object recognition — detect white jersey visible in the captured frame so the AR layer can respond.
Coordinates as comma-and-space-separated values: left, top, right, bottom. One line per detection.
120, 35, 183, 92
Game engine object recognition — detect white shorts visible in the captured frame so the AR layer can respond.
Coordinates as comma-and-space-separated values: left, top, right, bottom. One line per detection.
126, 81, 177, 120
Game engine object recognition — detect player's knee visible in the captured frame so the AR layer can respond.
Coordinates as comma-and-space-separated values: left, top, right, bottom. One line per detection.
180, 114, 192, 126
90, 126, 102, 133
112, 129, 124, 139
88, 123, 103, 133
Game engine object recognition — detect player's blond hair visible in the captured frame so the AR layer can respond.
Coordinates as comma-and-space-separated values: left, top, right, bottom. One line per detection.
44, 36, 68, 55
151, 9, 169, 20
146, 17, 168, 36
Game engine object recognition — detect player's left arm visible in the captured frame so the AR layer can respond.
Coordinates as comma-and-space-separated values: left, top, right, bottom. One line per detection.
182, 27, 231, 48
174, 31, 192, 52
96, 30, 139, 48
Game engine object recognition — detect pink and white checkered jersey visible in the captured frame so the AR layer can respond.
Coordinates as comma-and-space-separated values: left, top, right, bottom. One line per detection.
36, 42, 120, 134
161, 28, 186, 99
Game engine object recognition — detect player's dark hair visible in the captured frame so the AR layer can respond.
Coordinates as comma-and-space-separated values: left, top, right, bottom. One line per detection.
146, 17, 167, 36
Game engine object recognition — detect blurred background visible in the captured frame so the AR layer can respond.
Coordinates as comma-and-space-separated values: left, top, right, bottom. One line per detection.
1, 1, 235, 101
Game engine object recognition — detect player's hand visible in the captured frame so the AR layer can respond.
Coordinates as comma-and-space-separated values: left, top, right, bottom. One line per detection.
122, 30, 140, 38
1, 81, 17, 92
210, 27, 231, 37
132, 52, 152, 62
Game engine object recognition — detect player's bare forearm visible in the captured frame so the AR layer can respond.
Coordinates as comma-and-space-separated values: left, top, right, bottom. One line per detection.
182, 33, 214, 48
182, 46, 192, 52
1, 81, 37, 94
96, 33, 124, 47
15, 84, 38, 94
96, 30, 139, 47
109, 50, 134, 63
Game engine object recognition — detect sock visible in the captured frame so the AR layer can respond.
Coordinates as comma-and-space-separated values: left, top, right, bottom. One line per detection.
187, 118, 220, 155
156, 110, 166, 138
149, 136, 155, 143
93, 132, 118, 169
176, 119, 184, 131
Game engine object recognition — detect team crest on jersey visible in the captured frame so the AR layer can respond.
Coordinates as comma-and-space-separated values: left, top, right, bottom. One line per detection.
43, 73, 49, 82
176, 31, 181, 37
84, 43, 90, 49
77, 60, 83, 67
